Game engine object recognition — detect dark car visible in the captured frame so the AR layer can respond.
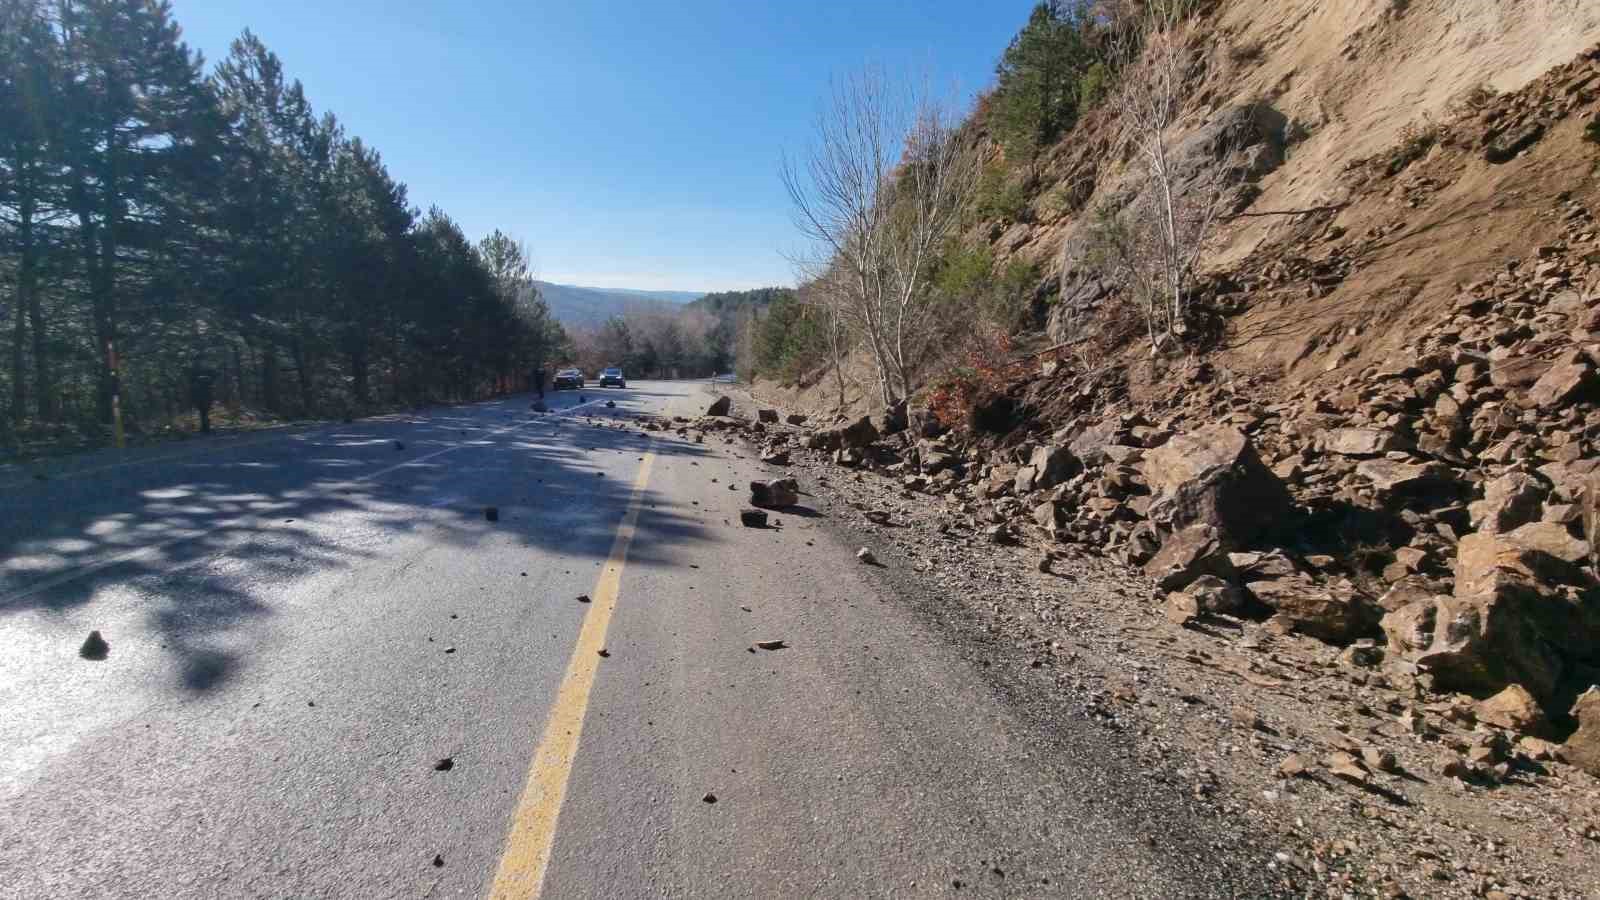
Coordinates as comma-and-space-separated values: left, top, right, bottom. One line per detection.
599, 367, 626, 388
553, 368, 584, 390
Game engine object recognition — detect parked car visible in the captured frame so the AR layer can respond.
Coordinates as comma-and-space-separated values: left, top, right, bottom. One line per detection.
553, 368, 584, 390
599, 367, 626, 388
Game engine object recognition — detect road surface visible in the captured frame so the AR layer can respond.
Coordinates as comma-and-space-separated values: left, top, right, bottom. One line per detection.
0, 381, 1276, 898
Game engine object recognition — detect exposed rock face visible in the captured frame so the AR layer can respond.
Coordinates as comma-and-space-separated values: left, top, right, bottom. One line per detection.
1141, 425, 1294, 547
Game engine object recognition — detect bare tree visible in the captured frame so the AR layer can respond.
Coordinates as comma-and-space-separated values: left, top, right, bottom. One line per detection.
1092, 0, 1231, 353
796, 267, 856, 412
783, 67, 981, 404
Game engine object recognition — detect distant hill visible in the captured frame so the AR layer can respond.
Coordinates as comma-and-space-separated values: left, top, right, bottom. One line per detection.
534, 281, 704, 327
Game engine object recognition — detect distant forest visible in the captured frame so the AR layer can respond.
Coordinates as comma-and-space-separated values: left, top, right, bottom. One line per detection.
564, 286, 787, 380
0, 0, 565, 447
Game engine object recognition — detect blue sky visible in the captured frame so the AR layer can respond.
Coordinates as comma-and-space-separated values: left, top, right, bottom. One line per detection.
169, 1, 1036, 292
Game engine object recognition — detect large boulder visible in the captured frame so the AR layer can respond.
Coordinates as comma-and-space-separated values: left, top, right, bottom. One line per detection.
1382, 531, 1599, 703
1144, 525, 1236, 592
749, 478, 799, 509
1504, 522, 1591, 568
705, 394, 732, 417
871, 400, 908, 436
1247, 573, 1376, 643
1141, 425, 1294, 547
1526, 352, 1595, 409
1564, 687, 1600, 777
1469, 471, 1548, 534
838, 415, 879, 449
1181, 574, 1246, 616
808, 415, 879, 452
1474, 684, 1547, 735
1028, 444, 1079, 490
1068, 419, 1124, 467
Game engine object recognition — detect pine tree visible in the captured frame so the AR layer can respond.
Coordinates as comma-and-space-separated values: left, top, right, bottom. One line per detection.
56, 0, 221, 424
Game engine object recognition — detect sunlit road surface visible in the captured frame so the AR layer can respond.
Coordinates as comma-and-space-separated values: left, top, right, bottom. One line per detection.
0, 381, 1275, 899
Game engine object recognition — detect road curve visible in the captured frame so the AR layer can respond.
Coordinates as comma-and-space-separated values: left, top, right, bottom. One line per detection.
0, 381, 1279, 898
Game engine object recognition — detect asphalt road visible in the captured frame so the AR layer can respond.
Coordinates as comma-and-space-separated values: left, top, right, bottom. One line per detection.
0, 380, 1278, 898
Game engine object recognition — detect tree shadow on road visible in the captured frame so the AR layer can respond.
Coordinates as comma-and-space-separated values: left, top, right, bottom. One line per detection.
0, 394, 719, 694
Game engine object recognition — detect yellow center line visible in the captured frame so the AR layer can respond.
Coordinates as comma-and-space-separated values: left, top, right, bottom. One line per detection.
488, 450, 656, 899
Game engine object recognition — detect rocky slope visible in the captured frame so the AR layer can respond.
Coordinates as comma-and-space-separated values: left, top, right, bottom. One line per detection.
726, 33, 1600, 898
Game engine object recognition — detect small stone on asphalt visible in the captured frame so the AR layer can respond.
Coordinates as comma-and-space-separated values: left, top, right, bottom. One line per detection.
78, 630, 109, 660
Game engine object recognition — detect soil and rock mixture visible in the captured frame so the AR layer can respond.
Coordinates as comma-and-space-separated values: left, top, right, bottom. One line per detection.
696, 388, 1598, 900
699, 47, 1600, 900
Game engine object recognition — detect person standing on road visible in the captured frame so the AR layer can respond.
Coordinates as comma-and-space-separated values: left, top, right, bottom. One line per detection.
533, 364, 546, 399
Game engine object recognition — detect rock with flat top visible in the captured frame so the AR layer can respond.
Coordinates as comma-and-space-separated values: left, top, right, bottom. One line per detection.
1320, 427, 1403, 457
1382, 531, 1598, 703
1475, 684, 1547, 735
749, 478, 799, 509
1527, 354, 1594, 409
1144, 525, 1236, 592
1246, 573, 1375, 643
1141, 425, 1293, 547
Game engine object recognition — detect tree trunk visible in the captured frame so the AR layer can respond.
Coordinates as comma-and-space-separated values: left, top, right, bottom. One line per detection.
350, 346, 369, 408
17, 188, 52, 421
290, 335, 312, 415
9, 294, 25, 427
89, 265, 117, 426
230, 340, 245, 410
262, 343, 281, 412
